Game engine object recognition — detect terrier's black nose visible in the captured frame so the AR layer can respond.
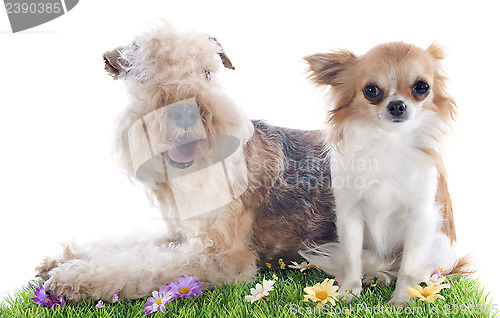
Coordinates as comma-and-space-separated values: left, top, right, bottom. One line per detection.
169, 104, 199, 130
387, 100, 407, 117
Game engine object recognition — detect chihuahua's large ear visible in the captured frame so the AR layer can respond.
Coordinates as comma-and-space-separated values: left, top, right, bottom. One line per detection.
304, 51, 358, 86
426, 42, 446, 60
103, 46, 130, 80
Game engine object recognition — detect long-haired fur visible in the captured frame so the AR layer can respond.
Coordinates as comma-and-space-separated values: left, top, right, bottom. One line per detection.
301, 42, 468, 305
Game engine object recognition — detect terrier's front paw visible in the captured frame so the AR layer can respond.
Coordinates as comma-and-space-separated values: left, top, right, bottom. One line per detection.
35, 256, 61, 280
44, 259, 97, 302
36, 241, 83, 281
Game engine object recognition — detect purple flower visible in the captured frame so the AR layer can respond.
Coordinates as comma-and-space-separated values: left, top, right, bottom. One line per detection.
48, 293, 66, 308
143, 285, 176, 315
168, 275, 203, 298
31, 286, 65, 308
95, 300, 105, 308
112, 293, 119, 303
31, 286, 51, 307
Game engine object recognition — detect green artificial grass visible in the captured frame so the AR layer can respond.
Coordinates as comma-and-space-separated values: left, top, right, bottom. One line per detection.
1, 268, 497, 318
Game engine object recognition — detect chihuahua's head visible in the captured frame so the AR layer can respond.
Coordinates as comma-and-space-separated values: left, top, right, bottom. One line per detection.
305, 42, 456, 151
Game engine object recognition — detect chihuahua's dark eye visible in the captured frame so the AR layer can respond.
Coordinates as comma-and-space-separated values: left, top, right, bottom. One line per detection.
364, 84, 380, 98
413, 81, 430, 95
363, 84, 384, 104
412, 80, 430, 101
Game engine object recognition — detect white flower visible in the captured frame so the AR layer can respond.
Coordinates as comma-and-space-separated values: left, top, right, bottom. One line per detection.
423, 273, 450, 289
288, 261, 316, 272
244, 278, 276, 303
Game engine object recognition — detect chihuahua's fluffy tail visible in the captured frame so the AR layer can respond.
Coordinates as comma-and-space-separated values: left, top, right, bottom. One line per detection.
299, 243, 400, 285
300, 241, 472, 285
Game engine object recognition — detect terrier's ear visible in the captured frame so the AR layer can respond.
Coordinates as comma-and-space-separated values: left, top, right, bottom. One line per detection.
304, 51, 357, 86
426, 42, 446, 60
209, 37, 235, 70
103, 46, 129, 80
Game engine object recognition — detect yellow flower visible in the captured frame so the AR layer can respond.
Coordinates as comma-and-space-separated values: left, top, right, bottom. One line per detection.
272, 274, 278, 280
265, 263, 272, 269
406, 284, 445, 303
278, 258, 286, 270
303, 278, 339, 308
288, 261, 316, 272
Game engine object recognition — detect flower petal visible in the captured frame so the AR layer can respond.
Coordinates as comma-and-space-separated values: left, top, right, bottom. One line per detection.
406, 287, 422, 298
152, 290, 159, 299
426, 294, 445, 303
424, 285, 443, 295
304, 287, 315, 295
327, 297, 336, 306
178, 275, 187, 286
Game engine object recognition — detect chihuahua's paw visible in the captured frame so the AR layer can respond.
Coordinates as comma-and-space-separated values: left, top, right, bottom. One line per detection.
339, 281, 362, 301
44, 259, 98, 302
388, 293, 411, 307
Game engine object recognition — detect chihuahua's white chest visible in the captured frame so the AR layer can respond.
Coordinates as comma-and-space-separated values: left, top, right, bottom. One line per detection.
331, 133, 438, 257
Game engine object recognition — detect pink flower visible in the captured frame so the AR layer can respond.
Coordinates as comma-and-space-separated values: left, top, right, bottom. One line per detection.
112, 294, 119, 303
95, 300, 105, 308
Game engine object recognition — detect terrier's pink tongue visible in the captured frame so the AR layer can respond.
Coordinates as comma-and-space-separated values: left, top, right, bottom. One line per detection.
167, 141, 197, 163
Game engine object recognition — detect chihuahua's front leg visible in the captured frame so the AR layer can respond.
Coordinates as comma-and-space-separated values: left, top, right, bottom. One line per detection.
389, 220, 432, 305
337, 203, 364, 299
390, 172, 439, 306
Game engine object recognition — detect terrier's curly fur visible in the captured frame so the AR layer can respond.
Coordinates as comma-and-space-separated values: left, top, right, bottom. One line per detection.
35, 23, 338, 302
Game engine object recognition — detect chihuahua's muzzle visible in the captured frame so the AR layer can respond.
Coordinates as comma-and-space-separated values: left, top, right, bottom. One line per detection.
387, 100, 408, 122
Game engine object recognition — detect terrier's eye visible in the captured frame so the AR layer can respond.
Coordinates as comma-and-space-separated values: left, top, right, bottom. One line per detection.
413, 81, 430, 95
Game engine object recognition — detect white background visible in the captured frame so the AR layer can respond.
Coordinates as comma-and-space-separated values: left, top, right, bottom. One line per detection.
1, 0, 499, 307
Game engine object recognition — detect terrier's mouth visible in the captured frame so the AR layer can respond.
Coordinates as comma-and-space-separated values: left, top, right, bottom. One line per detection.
165, 138, 198, 169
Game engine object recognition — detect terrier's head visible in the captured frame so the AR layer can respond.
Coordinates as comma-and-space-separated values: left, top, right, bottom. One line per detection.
104, 23, 253, 180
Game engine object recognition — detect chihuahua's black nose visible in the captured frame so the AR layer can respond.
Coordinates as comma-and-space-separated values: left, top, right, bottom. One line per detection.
387, 100, 407, 118
169, 104, 199, 130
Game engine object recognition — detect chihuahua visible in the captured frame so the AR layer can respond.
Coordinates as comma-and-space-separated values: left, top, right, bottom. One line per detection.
302, 42, 467, 305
